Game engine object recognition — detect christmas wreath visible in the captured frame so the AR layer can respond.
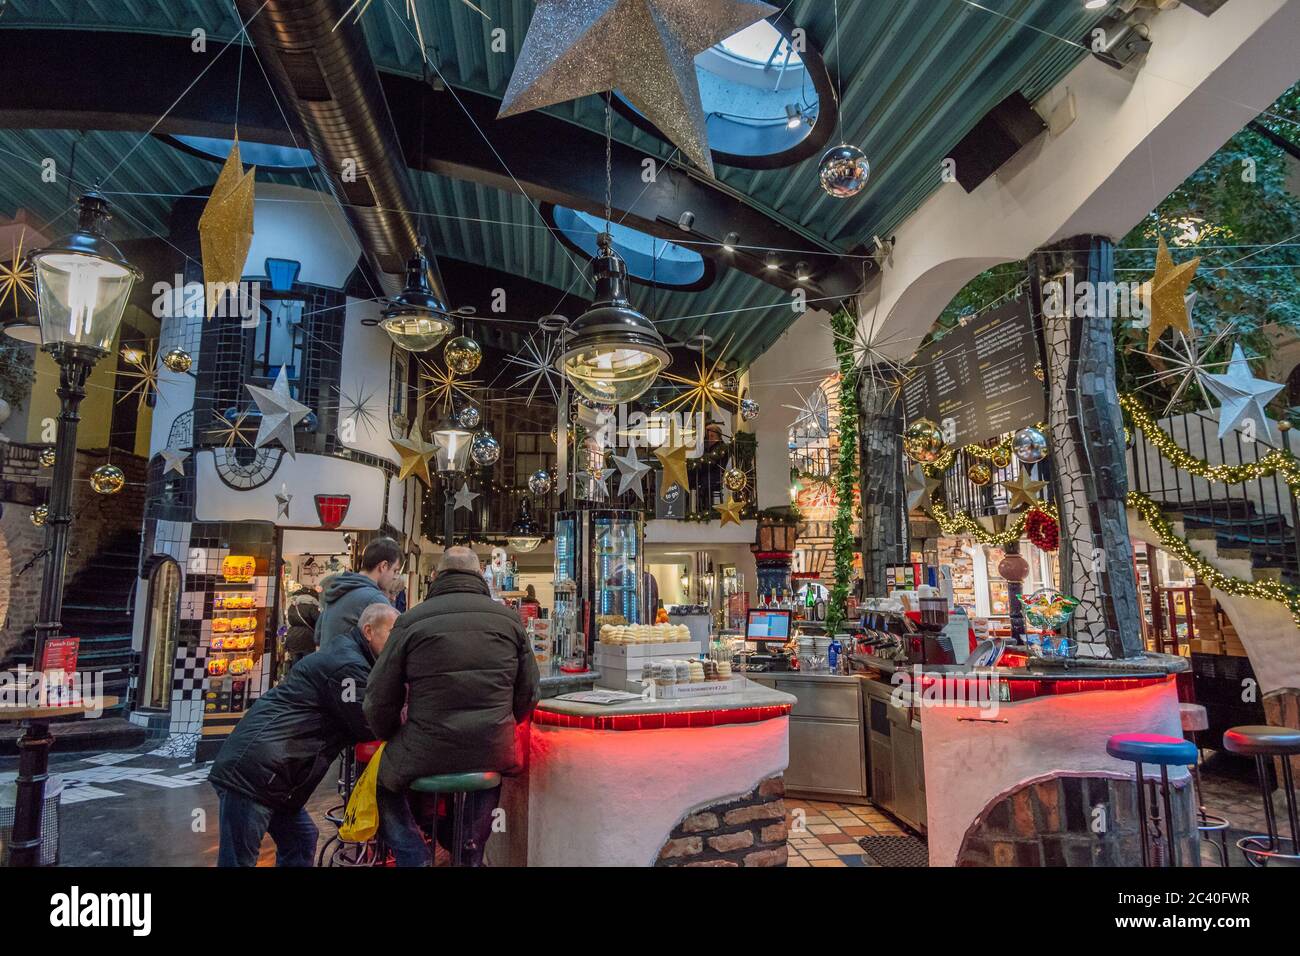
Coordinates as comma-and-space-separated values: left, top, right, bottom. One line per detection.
1025, 509, 1059, 552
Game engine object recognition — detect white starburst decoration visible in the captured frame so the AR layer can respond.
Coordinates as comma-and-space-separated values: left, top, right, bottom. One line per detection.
504, 332, 564, 404
333, 380, 382, 441
783, 385, 831, 439
1131, 316, 1237, 417
831, 305, 910, 402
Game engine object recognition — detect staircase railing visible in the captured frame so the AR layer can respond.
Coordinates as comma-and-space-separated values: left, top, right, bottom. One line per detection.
1126, 406, 1300, 579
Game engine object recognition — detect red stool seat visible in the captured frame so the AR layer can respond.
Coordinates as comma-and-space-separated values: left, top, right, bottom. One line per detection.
355, 740, 383, 763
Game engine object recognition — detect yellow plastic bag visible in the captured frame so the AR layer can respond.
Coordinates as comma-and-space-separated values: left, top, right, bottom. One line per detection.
339, 743, 385, 843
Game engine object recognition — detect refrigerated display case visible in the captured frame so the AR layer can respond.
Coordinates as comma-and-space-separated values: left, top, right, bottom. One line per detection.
554, 508, 644, 658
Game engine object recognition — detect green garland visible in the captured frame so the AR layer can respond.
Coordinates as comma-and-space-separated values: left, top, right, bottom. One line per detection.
827, 310, 861, 634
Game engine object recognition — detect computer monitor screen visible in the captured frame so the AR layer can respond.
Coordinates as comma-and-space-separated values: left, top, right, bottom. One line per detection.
746, 609, 792, 645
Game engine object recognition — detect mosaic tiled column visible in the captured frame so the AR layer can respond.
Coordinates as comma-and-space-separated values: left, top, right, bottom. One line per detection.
859, 373, 906, 597
1030, 236, 1143, 659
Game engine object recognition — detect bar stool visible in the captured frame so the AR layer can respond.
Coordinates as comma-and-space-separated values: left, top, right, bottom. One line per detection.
409, 771, 502, 867
1222, 725, 1300, 867
1180, 703, 1230, 866
1107, 733, 1199, 867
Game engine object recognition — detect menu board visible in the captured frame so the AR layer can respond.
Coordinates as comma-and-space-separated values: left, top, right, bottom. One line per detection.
901, 299, 1043, 446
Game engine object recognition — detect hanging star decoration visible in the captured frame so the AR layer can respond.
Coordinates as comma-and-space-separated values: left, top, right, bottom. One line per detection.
274, 483, 293, 519
0, 227, 34, 316
198, 136, 256, 320
904, 466, 941, 512
453, 481, 479, 512
417, 356, 482, 416
335, 0, 489, 56
159, 447, 189, 477
1131, 312, 1236, 416
208, 408, 255, 448
658, 346, 739, 421
612, 450, 651, 500
585, 466, 616, 502
1201, 343, 1285, 443
1144, 236, 1200, 349
116, 340, 162, 411
716, 496, 746, 527
831, 307, 908, 402
390, 431, 437, 487
246, 367, 310, 457
783, 385, 830, 439
498, 0, 777, 178
334, 380, 382, 441
1002, 469, 1048, 510
504, 332, 564, 404
655, 441, 690, 499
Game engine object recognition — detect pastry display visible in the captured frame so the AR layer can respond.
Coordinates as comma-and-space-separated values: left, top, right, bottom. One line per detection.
688, 660, 705, 683
598, 622, 692, 645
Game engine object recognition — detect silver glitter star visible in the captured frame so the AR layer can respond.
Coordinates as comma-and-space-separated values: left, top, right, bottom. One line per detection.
1202, 343, 1285, 443
246, 367, 310, 458
159, 447, 190, 477
504, 332, 564, 404
275, 483, 293, 519
453, 481, 479, 512
611, 451, 651, 500
497, 0, 777, 177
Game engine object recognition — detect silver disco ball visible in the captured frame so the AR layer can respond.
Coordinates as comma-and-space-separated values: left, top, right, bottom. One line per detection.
527, 468, 553, 496
818, 143, 871, 199
740, 397, 760, 422
456, 404, 481, 429
1013, 426, 1049, 464
471, 430, 501, 467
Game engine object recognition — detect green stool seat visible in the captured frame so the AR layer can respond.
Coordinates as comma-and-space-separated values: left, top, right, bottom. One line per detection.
410, 771, 501, 794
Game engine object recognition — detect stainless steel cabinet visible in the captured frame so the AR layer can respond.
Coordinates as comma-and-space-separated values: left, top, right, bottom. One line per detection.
751, 675, 867, 800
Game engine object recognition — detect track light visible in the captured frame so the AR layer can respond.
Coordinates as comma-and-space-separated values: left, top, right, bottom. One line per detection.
765, 253, 780, 271
785, 103, 803, 129
677, 211, 695, 231
795, 261, 810, 283
722, 232, 739, 253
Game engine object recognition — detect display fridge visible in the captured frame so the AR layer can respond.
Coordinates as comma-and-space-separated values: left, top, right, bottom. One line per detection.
553, 508, 644, 660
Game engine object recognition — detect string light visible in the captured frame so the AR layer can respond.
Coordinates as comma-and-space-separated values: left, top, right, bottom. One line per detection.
925, 501, 1059, 546
1129, 491, 1300, 627
1121, 394, 1300, 493
921, 426, 1045, 477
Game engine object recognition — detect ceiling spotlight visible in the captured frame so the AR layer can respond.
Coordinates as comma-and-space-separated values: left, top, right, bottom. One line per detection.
765, 253, 780, 271
1084, 0, 1108, 9
795, 262, 810, 283
722, 232, 739, 253
784, 103, 803, 129
677, 211, 695, 232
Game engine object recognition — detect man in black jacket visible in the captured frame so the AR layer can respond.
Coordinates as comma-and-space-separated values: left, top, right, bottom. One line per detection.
209, 602, 399, 866
364, 546, 540, 866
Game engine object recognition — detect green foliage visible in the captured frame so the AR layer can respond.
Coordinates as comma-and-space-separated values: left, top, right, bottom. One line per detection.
0, 342, 34, 410
826, 309, 861, 636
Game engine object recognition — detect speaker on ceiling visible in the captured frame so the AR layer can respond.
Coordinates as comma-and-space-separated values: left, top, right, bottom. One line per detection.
947, 91, 1047, 194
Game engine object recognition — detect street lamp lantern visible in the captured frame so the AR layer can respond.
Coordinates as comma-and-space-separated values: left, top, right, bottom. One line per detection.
10, 190, 141, 867
29, 190, 141, 358
431, 412, 474, 547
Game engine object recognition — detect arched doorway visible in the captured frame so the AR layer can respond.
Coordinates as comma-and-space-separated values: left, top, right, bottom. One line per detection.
139, 557, 181, 711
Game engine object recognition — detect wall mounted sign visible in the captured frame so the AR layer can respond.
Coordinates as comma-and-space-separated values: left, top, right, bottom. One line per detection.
901, 298, 1044, 447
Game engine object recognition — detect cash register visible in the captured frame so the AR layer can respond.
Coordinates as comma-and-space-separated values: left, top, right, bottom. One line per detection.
741, 608, 793, 672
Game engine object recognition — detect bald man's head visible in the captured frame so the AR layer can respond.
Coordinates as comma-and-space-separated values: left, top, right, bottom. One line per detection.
437, 546, 480, 575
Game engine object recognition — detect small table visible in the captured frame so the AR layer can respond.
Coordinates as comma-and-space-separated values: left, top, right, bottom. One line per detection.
1, 696, 118, 867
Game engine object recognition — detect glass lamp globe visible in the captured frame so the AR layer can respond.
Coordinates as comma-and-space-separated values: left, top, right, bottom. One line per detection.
557, 233, 670, 405
506, 500, 544, 553
379, 254, 454, 352
28, 191, 141, 356
430, 414, 474, 476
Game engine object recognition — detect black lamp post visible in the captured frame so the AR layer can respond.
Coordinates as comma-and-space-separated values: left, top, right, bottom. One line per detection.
431, 412, 473, 548
9, 191, 140, 866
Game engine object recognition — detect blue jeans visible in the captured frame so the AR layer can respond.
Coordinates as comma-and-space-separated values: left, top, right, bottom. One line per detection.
215, 787, 318, 867
377, 782, 502, 867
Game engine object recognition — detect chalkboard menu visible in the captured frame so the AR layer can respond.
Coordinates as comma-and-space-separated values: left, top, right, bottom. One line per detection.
901, 298, 1043, 446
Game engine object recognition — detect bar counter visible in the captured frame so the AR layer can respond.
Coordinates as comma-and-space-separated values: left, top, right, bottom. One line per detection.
485, 679, 797, 867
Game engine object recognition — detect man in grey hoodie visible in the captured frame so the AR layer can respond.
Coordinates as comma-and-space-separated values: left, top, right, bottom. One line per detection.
315, 537, 402, 650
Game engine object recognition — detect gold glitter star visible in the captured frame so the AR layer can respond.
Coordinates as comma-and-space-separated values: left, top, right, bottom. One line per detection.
1002, 470, 1047, 510
116, 340, 161, 411
416, 356, 482, 416
655, 441, 690, 499
0, 227, 35, 317
390, 431, 437, 487
1145, 236, 1200, 349
716, 496, 745, 527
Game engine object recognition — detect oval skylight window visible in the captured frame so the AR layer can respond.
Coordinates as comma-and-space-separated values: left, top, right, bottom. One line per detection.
550, 206, 711, 290
613, 18, 829, 167
164, 134, 317, 172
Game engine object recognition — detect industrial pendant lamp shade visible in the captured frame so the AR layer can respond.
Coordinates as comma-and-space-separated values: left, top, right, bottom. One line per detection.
507, 499, 544, 553
28, 191, 141, 356
430, 412, 474, 476
380, 254, 454, 352
558, 233, 670, 405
